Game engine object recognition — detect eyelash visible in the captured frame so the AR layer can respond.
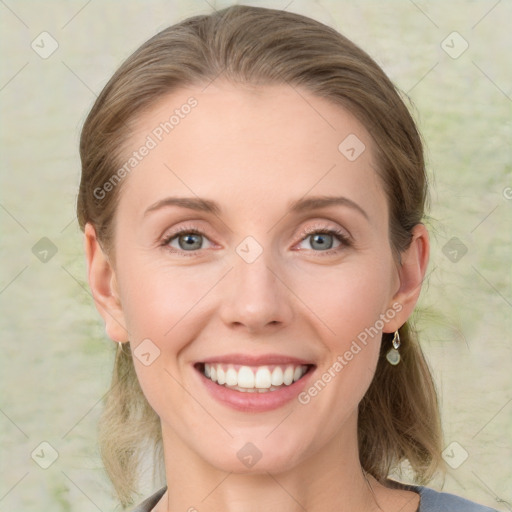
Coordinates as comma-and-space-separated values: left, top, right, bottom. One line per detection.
161, 223, 352, 257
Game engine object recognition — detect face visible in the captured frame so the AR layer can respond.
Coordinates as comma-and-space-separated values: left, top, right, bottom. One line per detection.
87, 81, 426, 476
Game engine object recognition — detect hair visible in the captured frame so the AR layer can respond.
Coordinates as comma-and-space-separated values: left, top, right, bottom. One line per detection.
77, 4, 444, 507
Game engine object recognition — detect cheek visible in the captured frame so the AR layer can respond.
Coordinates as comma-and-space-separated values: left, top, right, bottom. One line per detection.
121, 264, 206, 418
292, 259, 393, 342
292, 258, 392, 396
118, 257, 206, 340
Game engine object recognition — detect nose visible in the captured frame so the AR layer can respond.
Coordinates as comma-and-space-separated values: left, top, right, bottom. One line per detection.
218, 250, 294, 334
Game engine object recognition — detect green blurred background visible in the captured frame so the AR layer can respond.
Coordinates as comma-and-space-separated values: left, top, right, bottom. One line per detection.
1, 1, 510, 510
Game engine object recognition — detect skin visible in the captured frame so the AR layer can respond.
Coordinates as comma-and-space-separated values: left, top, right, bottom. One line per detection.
85, 81, 428, 512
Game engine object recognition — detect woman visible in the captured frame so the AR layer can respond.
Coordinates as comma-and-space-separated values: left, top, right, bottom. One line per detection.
77, 5, 498, 512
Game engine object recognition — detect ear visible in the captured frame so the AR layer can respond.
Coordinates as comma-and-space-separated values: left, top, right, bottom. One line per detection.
384, 223, 430, 332
84, 222, 129, 343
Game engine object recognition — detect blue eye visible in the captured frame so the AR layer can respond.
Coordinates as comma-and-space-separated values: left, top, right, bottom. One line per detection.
296, 227, 351, 255
161, 225, 351, 257
175, 232, 203, 250
163, 228, 213, 254
305, 232, 337, 250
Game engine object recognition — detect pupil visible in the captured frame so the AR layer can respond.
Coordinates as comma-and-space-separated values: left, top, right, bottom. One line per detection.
312, 233, 332, 250
181, 234, 201, 250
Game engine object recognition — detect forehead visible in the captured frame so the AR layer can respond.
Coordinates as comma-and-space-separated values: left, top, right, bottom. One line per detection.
117, 80, 386, 222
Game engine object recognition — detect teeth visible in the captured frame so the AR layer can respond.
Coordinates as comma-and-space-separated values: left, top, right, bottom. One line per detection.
283, 366, 294, 385
225, 367, 237, 386
217, 367, 226, 385
254, 367, 271, 388
238, 366, 255, 388
270, 366, 283, 386
202, 363, 309, 391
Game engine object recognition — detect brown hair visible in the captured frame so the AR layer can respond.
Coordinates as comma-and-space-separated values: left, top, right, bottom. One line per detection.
77, 4, 444, 507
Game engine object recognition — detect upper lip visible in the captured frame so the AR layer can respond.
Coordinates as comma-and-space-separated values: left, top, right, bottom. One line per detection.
197, 353, 315, 366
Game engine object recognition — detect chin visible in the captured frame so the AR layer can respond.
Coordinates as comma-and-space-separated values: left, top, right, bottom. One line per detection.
200, 437, 307, 475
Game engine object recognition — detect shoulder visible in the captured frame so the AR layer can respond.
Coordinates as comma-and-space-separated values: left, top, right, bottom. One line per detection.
128, 487, 167, 512
417, 485, 500, 512
386, 479, 499, 512
127, 484, 500, 512
416, 486, 499, 512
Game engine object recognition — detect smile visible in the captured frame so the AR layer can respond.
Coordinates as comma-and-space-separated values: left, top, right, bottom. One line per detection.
196, 363, 313, 392
192, 354, 317, 412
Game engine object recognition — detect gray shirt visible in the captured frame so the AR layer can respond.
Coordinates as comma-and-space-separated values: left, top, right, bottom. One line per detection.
129, 482, 499, 511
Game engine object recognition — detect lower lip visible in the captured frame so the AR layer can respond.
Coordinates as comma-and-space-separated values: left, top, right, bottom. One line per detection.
194, 365, 316, 412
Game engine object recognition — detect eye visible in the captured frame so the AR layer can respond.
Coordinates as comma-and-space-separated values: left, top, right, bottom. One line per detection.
295, 225, 351, 255
161, 223, 352, 257
162, 227, 214, 255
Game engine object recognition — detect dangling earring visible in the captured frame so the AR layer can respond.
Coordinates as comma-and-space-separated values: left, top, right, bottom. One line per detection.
386, 330, 401, 365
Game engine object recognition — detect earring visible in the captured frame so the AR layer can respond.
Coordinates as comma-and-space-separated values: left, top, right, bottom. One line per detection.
386, 330, 401, 365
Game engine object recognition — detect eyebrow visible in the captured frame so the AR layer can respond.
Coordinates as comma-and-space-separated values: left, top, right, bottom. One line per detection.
143, 195, 369, 220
